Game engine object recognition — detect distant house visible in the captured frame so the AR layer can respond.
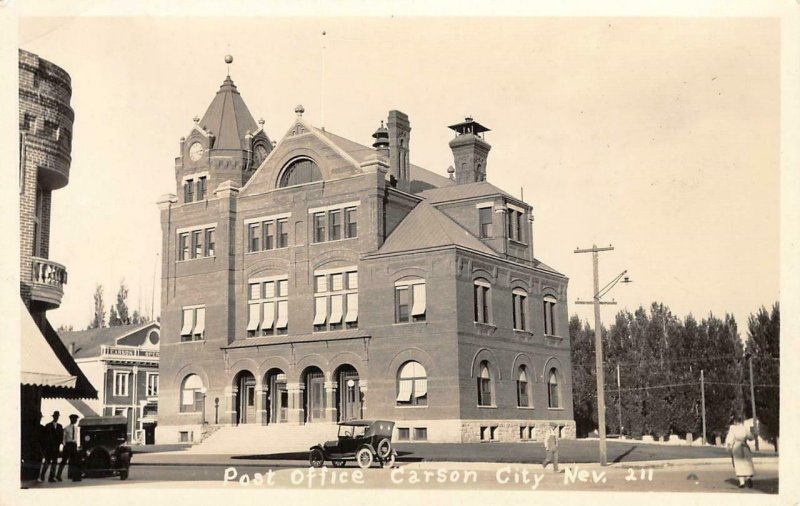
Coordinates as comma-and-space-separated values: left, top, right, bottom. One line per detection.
43, 322, 160, 444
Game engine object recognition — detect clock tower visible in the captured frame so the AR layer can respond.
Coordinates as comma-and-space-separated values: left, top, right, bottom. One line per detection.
175, 70, 271, 203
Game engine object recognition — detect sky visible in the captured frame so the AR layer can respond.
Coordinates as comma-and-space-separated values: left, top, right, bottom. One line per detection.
13, 13, 783, 336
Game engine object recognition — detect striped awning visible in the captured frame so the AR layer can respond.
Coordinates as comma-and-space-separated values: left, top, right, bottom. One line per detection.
21, 303, 76, 388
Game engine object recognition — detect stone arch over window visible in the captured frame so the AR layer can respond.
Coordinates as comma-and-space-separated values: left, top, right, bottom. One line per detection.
278, 157, 322, 188
469, 348, 501, 380
292, 354, 329, 383
396, 360, 427, 406
387, 347, 434, 376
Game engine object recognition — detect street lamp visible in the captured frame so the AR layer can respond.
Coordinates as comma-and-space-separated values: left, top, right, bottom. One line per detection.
199, 387, 207, 425
214, 397, 220, 425
575, 244, 631, 466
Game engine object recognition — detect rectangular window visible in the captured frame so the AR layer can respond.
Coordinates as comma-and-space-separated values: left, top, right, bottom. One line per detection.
543, 297, 557, 335
517, 380, 529, 407
395, 280, 427, 323
398, 428, 410, 441
184, 179, 194, 203
413, 428, 428, 441
474, 282, 491, 324
345, 207, 358, 238
313, 213, 326, 243
196, 176, 207, 200
313, 268, 357, 332
179, 233, 189, 261
479, 207, 493, 238
512, 292, 527, 331
248, 276, 289, 337
147, 373, 159, 396
507, 208, 524, 242
113, 371, 130, 396
192, 230, 203, 259
249, 223, 260, 252
277, 219, 288, 248
329, 209, 341, 241
205, 228, 215, 256
180, 306, 205, 341
263, 221, 274, 250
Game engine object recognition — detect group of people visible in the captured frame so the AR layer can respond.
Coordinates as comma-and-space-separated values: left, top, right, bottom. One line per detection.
23, 411, 82, 483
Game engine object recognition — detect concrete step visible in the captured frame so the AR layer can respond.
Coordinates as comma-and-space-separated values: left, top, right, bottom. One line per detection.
187, 423, 338, 455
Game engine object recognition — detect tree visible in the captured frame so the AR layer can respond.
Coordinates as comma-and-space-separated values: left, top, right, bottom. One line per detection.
131, 310, 143, 325
569, 315, 597, 437
745, 303, 779, 449
88, 284, 106, 329
56, 324, 74, 333
109, 282, 131, 327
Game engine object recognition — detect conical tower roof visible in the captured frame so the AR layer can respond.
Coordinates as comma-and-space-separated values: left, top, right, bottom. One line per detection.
199, 76, 258, 150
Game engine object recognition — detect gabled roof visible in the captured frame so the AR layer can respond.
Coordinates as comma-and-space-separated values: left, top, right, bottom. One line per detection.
315, 129, 454, 191
58, 321, 158, 360
417, 181, 517, 205
200, 76, 258, 151
376, 201, 497, 256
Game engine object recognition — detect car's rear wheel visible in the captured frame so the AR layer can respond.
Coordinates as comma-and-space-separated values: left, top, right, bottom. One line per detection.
376, 438, 392, 459
309, 448, 325, 468
332, 459, 346, 468
356, 447, 373, 469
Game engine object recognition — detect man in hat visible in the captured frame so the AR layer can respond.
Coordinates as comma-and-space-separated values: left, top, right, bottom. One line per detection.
57, 414, 80, 481
542, 423, 560, 473
39, 411, 63, 482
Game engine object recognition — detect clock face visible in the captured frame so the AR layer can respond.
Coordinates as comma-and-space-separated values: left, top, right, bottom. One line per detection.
253, 145, 268, 166
189, 142, 204, 161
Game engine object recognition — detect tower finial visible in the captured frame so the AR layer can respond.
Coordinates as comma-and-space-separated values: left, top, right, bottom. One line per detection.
225, 54, 233, 77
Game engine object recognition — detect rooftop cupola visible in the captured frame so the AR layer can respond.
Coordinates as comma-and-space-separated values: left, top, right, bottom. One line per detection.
372, 120, 390, 157
448, 116, 491, 185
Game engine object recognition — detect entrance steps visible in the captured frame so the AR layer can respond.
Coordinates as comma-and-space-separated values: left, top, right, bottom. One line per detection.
186, 423, 337, 455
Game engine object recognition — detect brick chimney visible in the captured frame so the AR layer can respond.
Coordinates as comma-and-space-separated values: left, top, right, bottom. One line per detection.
387, 110, 411, 191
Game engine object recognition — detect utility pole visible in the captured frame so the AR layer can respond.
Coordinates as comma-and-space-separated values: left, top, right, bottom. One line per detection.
749, 357, 759, 450
617, 363, 623, 437
700, 369, 707, 445
575, 244, 628, 466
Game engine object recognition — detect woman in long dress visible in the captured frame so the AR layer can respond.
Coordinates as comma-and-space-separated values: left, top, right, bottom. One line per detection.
725, 416, 755, 488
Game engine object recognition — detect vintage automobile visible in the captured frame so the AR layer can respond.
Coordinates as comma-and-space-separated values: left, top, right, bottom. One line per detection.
309, 420, 396, 469
77, 416, 133, 480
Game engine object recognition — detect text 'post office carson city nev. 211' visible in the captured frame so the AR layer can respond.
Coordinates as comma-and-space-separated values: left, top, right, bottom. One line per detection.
155, 58, 575, 447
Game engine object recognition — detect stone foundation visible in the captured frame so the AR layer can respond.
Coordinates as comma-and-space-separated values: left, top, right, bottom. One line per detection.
392, 419, 576, 443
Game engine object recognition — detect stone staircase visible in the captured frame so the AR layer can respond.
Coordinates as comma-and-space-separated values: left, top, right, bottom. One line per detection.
186, 423, 338, 455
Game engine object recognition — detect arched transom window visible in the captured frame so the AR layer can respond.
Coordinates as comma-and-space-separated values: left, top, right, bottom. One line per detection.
547, 368, 561, 409
396, 361, 427, 406
181, 374, 204, 413
477, 361, 493, 406
279, 158, 322, 188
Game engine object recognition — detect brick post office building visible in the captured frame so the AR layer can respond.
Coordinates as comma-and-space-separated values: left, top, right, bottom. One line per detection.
157, 71, 574, 444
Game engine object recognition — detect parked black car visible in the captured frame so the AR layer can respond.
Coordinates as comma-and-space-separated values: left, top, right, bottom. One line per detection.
78, 416, 132, 480
309, 420, 396, 469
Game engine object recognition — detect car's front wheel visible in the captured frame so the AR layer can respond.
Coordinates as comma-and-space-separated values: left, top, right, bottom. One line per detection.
356, 447, 373, 469
309, 448, 325, 468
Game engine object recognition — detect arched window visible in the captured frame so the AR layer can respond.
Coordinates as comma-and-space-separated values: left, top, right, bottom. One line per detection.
543, 294, 558, 335
512, 288, 528, 331
547, 368, 561, 409
181, 374, 204, 413
278, 158, 322, 188
477, 361, 493, 406
474, 279, 491, 324
396, 361, 427, 406
517, 365, 531, 408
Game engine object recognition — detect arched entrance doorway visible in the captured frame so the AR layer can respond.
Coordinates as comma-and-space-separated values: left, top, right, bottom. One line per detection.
233, 370, 256, 425
301, 366, 325, 423
263, 368, 288, 424
335, 365, 361, 421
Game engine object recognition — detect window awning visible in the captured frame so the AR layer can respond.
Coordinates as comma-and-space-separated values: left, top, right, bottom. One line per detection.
275, 301, 288, 329
396, 380, 413, 402
262, 302, 275, 330
313, 297, 327, 325
21, 303, 76, 389
411, 283, 426, 316
344, 293, 358, 323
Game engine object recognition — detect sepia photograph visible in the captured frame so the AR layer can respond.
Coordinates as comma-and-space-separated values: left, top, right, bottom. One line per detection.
3, 1, 797, 505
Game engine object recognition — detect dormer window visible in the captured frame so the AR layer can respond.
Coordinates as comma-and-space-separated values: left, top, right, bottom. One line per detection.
478, 206, 493, 239
507, 204, 525, 243
279, 158, 322, 188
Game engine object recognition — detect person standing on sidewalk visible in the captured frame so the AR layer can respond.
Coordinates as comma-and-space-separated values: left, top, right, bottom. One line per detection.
39, 411, 63, 482
57, 414, 80, 481
725, 415, 756, 488
542, 424, 560, 473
